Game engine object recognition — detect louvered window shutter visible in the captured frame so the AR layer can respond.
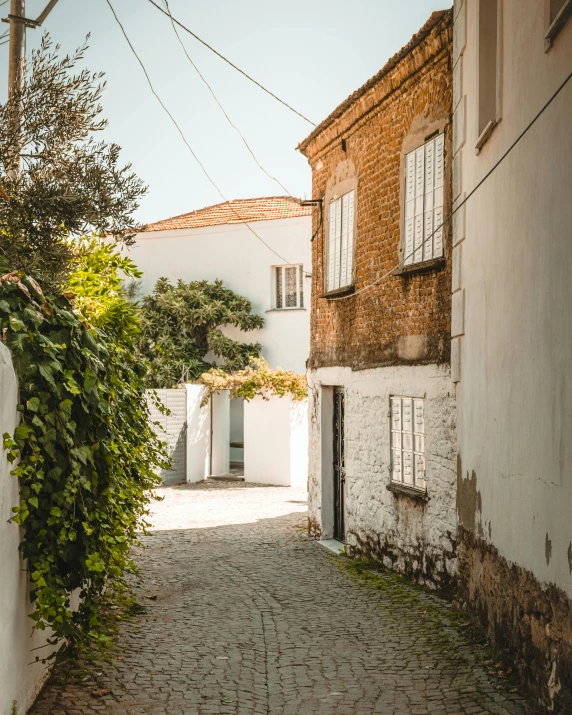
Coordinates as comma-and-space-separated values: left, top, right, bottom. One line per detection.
299, 266, 304, 308
345, 190, 355, 286
423, 139, 435, 261
333, 198, 342, 289
413, 148, 425, 264
404, 151, 416, 265
432, 133, 444, 258
413, 399, 425, 487
391, 397, 403, 483
327, 201, 337, 291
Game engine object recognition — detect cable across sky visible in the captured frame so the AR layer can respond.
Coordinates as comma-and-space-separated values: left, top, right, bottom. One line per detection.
146, 0, 316, 127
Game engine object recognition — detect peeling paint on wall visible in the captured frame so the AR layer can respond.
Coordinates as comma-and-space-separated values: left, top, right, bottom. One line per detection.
545, 533, 552, 566
456, 456, 482, 536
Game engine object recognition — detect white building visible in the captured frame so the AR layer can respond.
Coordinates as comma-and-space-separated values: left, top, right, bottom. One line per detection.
452, 0, 572, 709
133, 196, 312, 483
132, 196, 312, 373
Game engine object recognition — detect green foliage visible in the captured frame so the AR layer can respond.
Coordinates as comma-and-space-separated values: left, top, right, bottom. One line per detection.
0, 35, 146, 287
66, 237, 141, 345
0, 258, 166, 659
138, 277, 264, 388
201, 358, 308, 404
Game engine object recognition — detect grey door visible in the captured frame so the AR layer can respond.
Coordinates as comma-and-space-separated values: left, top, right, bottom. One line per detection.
147, 389, 187, 485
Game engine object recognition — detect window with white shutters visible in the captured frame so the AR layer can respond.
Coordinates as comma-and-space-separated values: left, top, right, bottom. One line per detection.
274, 265, 304, 309
403, 134, 444, 266
326, 190, 355, 291
390, 397, 425, 490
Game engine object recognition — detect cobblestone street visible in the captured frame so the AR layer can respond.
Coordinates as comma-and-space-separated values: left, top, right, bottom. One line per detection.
31, 482, 541, 715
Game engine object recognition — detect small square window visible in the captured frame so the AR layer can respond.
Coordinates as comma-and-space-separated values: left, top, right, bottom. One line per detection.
390, 397, 426, 490
273, 265, 304, 309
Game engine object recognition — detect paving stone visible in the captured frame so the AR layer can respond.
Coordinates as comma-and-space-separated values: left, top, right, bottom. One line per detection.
31, 482, 541, 715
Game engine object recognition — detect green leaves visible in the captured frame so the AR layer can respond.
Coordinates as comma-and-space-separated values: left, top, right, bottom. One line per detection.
138, 278, 264, 388
0, 267, 166, 660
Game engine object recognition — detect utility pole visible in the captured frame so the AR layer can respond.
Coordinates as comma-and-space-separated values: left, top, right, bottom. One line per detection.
7, 0, 26, 100
3, 0, 60, 176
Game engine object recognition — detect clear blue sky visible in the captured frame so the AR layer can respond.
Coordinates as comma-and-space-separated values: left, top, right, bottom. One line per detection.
0, 0, 450, 224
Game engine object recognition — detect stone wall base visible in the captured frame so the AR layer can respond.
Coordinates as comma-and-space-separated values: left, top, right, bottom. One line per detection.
458, 528, 572, 713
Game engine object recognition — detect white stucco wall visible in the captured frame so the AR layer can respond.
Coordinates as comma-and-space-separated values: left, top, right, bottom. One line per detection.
452, 0, 572, 597
308, 364, 457, 586
244, 396, 309, 488
0, 344, 52, 715
130, 215, 312, 373
185, 385, 210, 483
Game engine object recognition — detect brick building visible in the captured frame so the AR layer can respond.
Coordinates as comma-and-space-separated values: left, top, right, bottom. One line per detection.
298, 10, 456, 588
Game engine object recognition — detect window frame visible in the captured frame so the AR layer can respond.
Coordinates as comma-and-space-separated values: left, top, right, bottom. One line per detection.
325, 189, 356, 294
272, 264, 305, 310
402, 133, 446, 268
545, 0, 572, 50
390, 396, 426, 492
476, 0, 503, 151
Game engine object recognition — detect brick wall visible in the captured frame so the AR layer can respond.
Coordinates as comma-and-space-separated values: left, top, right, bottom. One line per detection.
300, 11, 453, 371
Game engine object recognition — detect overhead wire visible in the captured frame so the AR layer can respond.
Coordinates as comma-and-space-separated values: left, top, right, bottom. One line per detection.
161, 0, 293, 198
105, 0, 307, 271
327, 68, 572, 302
145, 0, 316, 127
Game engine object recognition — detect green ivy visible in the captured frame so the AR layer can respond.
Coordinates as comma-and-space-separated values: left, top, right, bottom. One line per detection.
0, 261, 167, 659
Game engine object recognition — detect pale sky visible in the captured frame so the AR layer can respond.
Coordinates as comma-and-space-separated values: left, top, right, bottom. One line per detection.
0, 0, 450, 224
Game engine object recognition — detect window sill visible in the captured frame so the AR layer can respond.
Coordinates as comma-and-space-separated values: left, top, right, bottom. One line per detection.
545, 0, 572, 50
475, 119, 498, 154
386, 481, 429, 502
265, 308, 307, 313
393, 257, 446, 277
319, 285, 355, 299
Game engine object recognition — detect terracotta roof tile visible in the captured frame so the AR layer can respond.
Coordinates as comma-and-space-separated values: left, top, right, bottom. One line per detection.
297, 9, 452, 153
142, 196, 312, 233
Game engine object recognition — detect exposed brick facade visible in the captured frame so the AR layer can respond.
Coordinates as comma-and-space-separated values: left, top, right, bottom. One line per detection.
299, 11, 453, 371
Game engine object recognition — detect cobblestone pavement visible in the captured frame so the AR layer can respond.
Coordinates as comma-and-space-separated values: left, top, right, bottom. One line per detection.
31, 482, 541, 715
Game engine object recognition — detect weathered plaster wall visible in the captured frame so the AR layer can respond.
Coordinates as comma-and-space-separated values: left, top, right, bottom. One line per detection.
308, 364, 456, 588
452, 0, 572, 709
0, 344, 52, 714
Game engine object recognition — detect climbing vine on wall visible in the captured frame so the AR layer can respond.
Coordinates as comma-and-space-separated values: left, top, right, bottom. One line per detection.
200, 358, 308, 404
0, 261, 166, 659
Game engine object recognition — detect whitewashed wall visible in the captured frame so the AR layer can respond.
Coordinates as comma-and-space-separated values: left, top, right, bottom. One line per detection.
0, 344, 52, 715
307, 364, 456, 586
244, 396, 308, 488
130, 215, 312, 373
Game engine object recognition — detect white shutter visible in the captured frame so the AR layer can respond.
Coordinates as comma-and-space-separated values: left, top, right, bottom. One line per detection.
423, 139, 435, 261
345, 190, 355, 286
433, 133, 445, 258
413, 147, 425, 264
327, 201, 336, 290
413, 399, 425, 488
391, 397, 403, 483
404, 151, 415, 265
334, 198, 342, 289
401, 398, 414, 485
340, 193, 349, 288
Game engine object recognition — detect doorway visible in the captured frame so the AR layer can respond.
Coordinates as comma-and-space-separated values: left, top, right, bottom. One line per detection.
333, 387, 346, 542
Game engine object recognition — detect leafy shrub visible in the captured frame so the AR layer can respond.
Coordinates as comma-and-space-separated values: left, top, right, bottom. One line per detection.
201, 358, 308, 404
0, 260, 166, 658
138, 277, 264, 388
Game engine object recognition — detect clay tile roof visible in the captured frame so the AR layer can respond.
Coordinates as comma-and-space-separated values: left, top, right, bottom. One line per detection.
297, 9, 453, 153
141, 196, 312, 233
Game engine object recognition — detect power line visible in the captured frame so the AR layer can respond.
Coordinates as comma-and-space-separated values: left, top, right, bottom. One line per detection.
145, 0, 316, 127
161, 0, 293, 198
328, 68, 572, 302
105, 0, 305, 270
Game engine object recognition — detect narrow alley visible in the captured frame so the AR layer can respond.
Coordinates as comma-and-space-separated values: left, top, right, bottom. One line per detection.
31, 482, 540, 715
